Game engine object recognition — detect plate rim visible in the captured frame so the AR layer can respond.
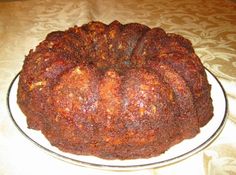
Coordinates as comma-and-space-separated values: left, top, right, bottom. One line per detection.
6, 68, 228, 170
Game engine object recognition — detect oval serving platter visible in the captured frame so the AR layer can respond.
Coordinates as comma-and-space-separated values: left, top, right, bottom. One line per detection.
7, 69, 227, 170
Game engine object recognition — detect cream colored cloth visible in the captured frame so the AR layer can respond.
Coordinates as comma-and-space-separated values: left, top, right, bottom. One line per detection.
0, 0, 236, 174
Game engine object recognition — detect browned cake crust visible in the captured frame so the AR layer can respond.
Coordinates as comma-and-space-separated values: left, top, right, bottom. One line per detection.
17, 20, 213, 159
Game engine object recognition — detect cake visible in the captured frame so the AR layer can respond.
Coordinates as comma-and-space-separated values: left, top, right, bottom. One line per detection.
17, 20, 213, 159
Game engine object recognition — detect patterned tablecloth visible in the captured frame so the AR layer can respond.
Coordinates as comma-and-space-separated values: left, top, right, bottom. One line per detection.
0, 0, 236, 174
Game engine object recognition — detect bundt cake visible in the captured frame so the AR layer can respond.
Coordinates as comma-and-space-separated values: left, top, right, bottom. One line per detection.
17, 20, 213, 159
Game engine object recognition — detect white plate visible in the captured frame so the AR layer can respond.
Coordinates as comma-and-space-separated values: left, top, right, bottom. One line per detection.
7, 69, 227, 170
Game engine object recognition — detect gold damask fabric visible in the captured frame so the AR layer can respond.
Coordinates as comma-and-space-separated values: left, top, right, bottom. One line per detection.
0, 0, 236, 174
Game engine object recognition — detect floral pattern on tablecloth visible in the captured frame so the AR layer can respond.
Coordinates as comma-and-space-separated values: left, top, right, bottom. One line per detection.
0, 0, 236, 175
